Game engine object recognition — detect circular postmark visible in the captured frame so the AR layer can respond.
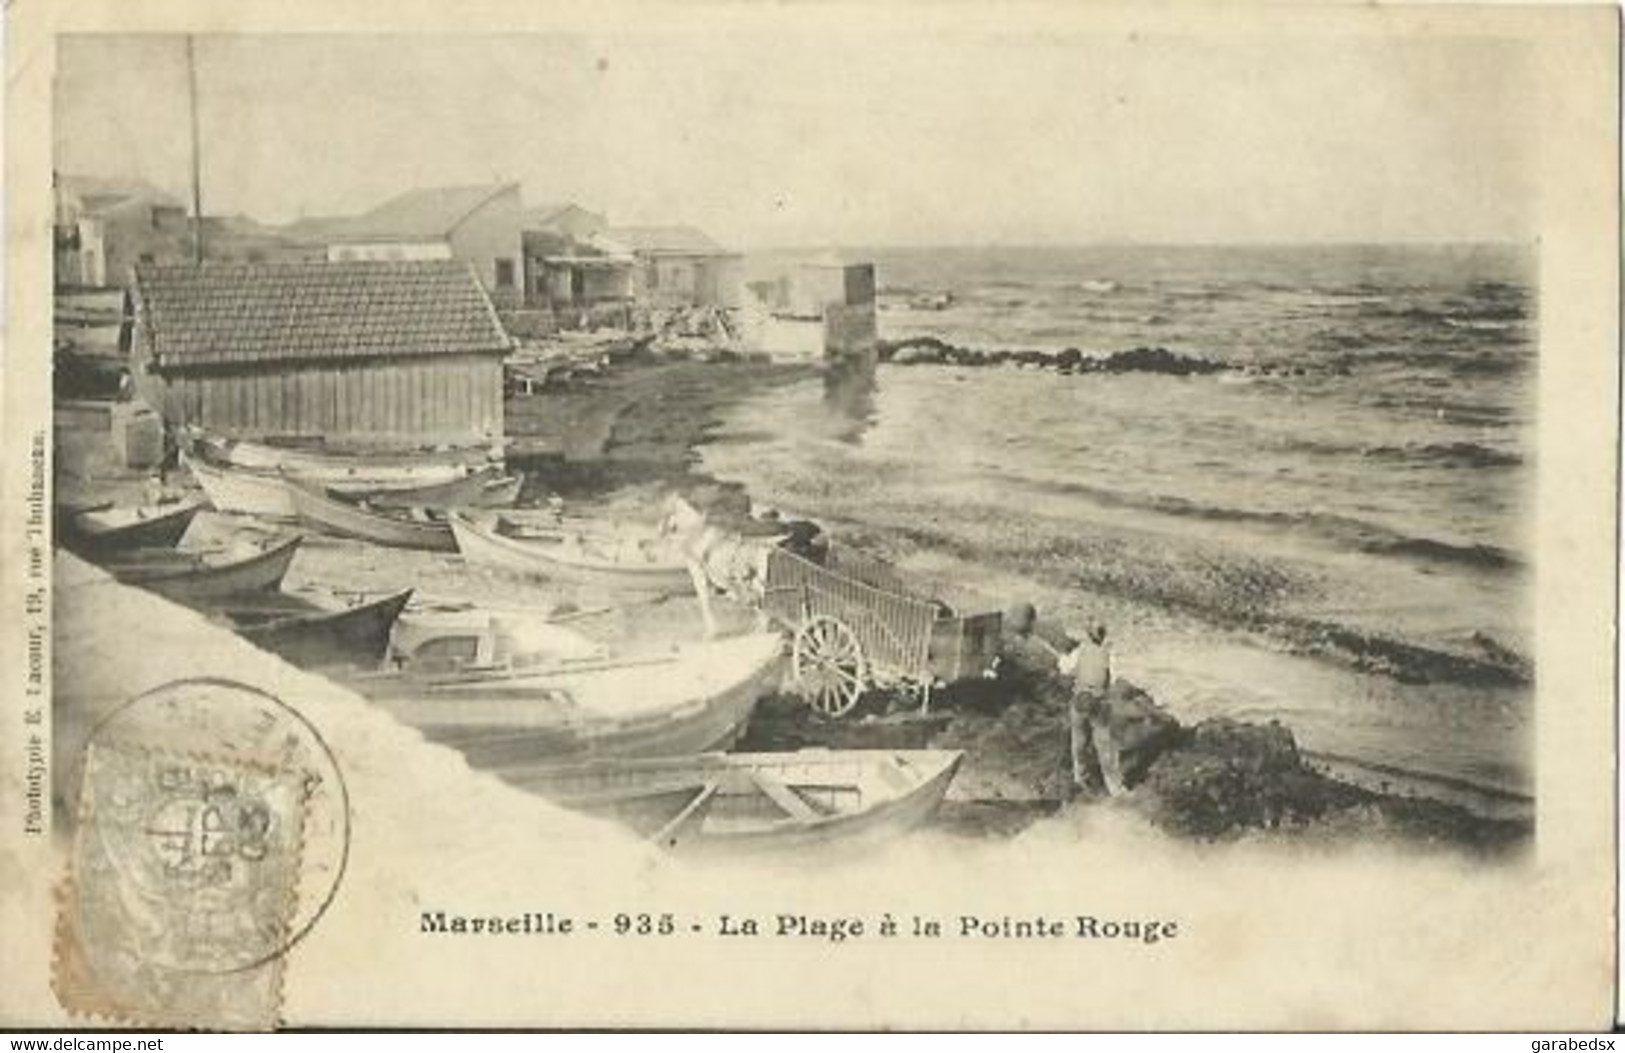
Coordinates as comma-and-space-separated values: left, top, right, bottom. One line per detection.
74, 677, 350, 975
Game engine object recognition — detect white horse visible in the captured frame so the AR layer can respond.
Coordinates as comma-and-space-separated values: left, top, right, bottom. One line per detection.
657, 494, 777, 639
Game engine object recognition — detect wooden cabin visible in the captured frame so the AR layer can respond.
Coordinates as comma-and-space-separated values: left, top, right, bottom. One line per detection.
608, 225, 744, 310
129, 261, 512, 449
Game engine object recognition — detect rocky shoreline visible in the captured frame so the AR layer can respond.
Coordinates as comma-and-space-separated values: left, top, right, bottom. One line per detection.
879, 335, 1321, 377
505, 350, 1534, 856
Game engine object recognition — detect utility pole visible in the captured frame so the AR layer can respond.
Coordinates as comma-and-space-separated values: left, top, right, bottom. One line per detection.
186, 35, 204, 264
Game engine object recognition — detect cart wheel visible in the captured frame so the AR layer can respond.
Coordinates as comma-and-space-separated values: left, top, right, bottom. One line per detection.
792, 615, 868, 718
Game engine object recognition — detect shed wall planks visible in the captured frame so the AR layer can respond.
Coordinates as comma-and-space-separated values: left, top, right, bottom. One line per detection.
150, 354, 504, 446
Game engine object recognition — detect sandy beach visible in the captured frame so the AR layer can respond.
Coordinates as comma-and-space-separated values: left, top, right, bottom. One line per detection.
129, 347, 1525, 854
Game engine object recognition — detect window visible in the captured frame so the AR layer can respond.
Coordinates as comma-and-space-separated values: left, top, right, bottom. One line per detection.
495, 258, 515, 288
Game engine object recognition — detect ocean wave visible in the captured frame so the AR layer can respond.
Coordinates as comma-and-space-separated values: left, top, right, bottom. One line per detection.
1018, 477, 1521, 571
1360, 441, 1522, 470
1363, 395, 1519, 427
1268, 438, 1522, 470
1443, 317, 1521, 332
853, 510, 1530, 688
1330, 346, 1529, 376
1267, 616, 1531, 687
1354, 301, 1529, 327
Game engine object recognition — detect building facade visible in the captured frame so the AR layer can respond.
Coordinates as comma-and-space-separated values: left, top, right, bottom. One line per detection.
130, 260, 511, 448
324, 184, 528, 309
54, 175, 193, 289
609, 225, 744, 310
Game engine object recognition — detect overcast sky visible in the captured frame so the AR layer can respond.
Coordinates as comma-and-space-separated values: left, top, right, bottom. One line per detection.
54, 31, 1537, 248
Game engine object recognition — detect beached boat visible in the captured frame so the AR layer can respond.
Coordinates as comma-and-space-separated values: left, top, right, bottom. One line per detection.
496, 749, 963, 855
349, 631, 786, 768
59, 500, 200, 555
390, 607, 606, 670
194, 434, 483, 491
285, 480, 457, 552
104, 534, 303, 604
344, 468, 525, 512
184, 451, 297, 519
225, 588, 415, 669
448, 511, 693, 596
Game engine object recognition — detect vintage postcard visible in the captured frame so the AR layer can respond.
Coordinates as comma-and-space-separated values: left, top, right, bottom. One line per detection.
1, 0, 1618, 1031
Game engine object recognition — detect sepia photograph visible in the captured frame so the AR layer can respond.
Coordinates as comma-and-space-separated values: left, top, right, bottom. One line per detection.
1, 0, 1617, 1032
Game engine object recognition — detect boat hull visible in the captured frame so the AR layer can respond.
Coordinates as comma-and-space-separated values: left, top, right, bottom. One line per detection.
286, 481, 457, 551
61, 501, 200, 556
348, 470, 524, 512
185, 452, 296, 519
359, 633, 785, 767
449, 512, 692, 596
110, 535, 303, 603
501, 749, 963, 856
236, 588, 413, 668
199, 435, 482, 490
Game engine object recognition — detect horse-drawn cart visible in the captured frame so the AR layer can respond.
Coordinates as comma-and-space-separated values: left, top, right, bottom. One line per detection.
759, 544, 1003, 717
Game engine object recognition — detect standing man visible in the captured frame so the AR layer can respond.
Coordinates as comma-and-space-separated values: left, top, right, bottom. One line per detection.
1062, 623, 1118, 794
1002, 603, 1117, 795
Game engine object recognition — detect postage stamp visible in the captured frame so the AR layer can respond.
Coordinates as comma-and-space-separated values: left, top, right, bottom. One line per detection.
52, 679, 349, 1030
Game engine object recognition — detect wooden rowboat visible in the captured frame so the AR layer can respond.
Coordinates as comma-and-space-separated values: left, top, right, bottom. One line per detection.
184, 451, 296, 519
105, 535, 303, 603
348, 631, 786, 768
390, 607, 606, 670
195, 434, 483, 491
225, 588, 414, 669
60, 500, 200, 555
448, 511, 693, 596
285, 480, 457, 552
497, 749, 963, 855
344, 469, 525, 512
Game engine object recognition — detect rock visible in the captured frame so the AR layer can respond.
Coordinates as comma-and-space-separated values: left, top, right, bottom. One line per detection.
1099, 346, 1227, 376
1189, 716, 1301, 775
890, 344, 947, 366
1088, 681, 1185, 792
1053, 347, 1084, 371
929, 694, 1076, 803
1128, 716, 1364, 839
879, 336, 954, 365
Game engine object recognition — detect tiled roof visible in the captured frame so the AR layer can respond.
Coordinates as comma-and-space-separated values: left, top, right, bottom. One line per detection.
526, 203, 606, 229
607, 225, 730, 256
135, 261, 512, 369
329, 183, 518, 243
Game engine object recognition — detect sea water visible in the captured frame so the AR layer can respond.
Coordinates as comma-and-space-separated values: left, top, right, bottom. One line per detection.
706, 244, 1535, 803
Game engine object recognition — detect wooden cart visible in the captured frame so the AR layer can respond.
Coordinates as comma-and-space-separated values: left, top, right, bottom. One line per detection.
760, 544, 1003, 718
